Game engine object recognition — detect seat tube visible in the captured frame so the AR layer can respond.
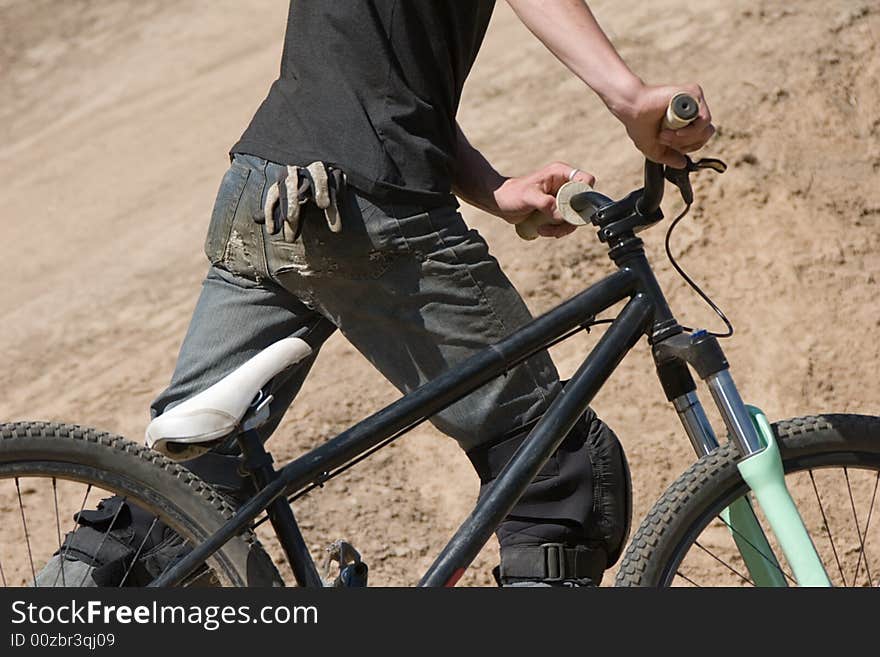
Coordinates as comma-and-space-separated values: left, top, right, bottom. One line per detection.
237, 429, 324, 587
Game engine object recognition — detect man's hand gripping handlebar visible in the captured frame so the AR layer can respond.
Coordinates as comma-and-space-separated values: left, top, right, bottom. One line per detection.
515, 93, 703, 240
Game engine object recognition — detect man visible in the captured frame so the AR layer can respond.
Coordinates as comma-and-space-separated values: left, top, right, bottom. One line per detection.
41, 0, 713, 587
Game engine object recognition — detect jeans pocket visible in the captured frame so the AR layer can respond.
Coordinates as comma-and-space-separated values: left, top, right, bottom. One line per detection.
267, 191, 416, 282
347, 192, 416, 255
204, 162, 251, 265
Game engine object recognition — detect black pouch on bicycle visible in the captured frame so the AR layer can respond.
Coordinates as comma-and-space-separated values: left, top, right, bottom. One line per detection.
581, 409, 632, 566
58, 496, 193, 586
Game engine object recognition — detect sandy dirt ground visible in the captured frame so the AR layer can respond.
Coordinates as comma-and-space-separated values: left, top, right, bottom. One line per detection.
1, 1, 878, 586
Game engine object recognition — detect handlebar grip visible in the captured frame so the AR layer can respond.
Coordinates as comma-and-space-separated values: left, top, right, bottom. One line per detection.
662, 93, 700, 131
515, 180, 593, 241
639, 93, 701, 215
515, 211, 553, 241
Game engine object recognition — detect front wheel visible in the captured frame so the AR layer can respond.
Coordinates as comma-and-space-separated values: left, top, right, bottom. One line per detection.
616, 414, 880, 587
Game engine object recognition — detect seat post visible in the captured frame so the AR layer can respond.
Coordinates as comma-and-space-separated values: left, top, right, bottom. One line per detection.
236, 429, 324, 587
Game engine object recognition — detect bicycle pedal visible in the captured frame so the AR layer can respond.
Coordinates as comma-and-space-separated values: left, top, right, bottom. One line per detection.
323, 540, 369, 587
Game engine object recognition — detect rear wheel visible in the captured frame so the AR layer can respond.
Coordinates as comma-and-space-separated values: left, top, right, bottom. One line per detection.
615, 414, 880, 587
0, 422, 283, 587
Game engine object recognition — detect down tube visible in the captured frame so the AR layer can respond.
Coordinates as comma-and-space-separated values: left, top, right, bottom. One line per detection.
420, 294, 653, 587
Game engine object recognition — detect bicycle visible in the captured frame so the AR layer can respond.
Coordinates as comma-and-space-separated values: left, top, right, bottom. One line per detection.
2, 95, 878, 587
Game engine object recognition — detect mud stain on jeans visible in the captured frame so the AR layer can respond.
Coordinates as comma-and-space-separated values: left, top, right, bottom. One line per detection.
225, 229, 262, 283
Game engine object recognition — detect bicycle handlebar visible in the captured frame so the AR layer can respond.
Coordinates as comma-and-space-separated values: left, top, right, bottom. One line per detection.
516, 92, 701, 240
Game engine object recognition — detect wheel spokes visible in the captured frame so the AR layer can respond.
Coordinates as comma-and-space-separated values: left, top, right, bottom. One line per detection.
844, 468, 874, 586
676, 466, 880, 588
715, 512, 796, 585
15, 478, 37, 586
851, 471, 878, 587
2, 478, 204, 588
77, 496, 127, 587
52, 478, 65, 586
53, 484, 92, 587
809, 469, 847, 586
693, 540, 755, 586
675, 570, 701, 587
118, 515, 159, 588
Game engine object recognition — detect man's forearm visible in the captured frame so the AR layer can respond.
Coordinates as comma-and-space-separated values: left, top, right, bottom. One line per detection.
451, 123, 506, 215
505, 0, 644, 120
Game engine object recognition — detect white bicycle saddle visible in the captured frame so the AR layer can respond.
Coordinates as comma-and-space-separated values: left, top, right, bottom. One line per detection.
146, 337, 313, 460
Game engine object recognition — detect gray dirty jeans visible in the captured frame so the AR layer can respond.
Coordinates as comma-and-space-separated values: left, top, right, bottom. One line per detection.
151, 153, 562, 500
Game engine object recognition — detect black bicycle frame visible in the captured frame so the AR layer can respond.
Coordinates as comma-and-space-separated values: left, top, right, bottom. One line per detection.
151, 233, 692, 588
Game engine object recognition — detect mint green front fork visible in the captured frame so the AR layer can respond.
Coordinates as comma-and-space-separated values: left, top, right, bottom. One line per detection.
732, 406, 831, 586
720, 498, 787, 587
661, 333, 830, 585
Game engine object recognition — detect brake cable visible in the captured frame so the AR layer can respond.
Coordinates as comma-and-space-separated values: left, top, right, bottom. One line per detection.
662, 157, 734, 338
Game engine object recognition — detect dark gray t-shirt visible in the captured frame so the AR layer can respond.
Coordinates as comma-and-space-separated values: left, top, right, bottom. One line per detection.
232, 1, 496, 206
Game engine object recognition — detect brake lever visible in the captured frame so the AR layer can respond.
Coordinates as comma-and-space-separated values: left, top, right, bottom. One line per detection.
664, 156, 728, 206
